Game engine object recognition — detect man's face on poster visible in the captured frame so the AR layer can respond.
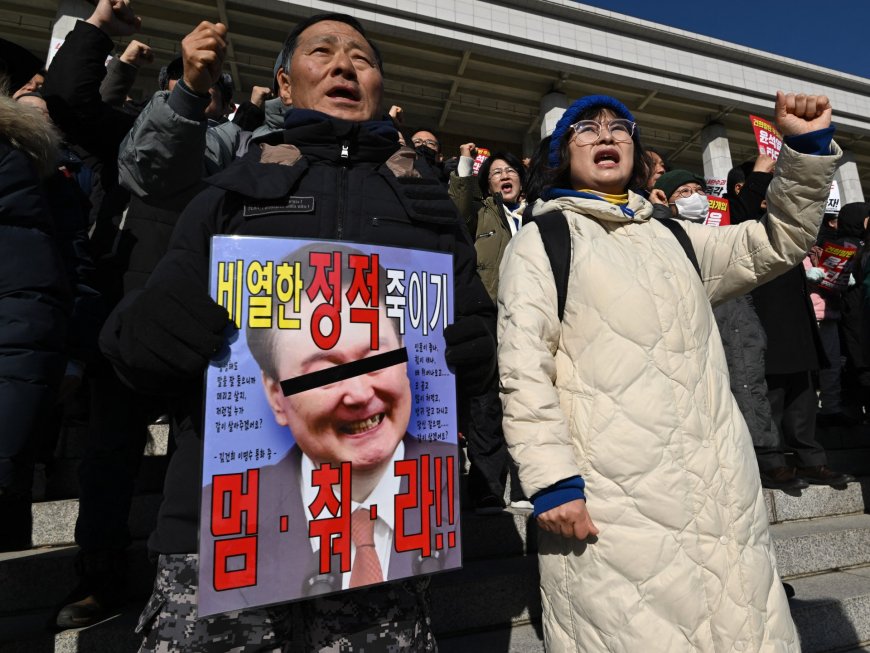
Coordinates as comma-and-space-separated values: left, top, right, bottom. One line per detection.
263, 297, 411, 474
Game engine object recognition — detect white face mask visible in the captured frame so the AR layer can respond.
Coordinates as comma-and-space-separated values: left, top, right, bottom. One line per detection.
672, 193, 709, 222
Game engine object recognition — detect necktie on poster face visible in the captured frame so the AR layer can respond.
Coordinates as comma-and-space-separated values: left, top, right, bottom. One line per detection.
349, 508, 384, 588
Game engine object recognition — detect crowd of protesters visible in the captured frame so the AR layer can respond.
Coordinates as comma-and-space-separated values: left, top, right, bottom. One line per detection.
0, 0, 866, 650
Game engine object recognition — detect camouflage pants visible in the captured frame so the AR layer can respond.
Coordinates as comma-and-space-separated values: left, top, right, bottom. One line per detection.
136, 553, 437, 652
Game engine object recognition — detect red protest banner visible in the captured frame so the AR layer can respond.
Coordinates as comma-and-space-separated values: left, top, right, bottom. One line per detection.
812, 241, 858, 293
705, 178, 727, 198
472, 147, 490, 176
705, 196, 731, 226
749, 115, 783, 161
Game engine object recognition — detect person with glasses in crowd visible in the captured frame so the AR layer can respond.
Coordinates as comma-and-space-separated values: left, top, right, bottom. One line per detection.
498, 92, 840, 652
449, 144, 530, 514
649, 169, 709, 221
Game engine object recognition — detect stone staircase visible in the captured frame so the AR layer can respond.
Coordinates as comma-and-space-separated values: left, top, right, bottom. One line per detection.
0, 424, 869, 652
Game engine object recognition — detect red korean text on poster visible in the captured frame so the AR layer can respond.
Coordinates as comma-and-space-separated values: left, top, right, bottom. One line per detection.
705, 196, 731, 227
812, 241, 858, 293
750, 115, 783, 161
472, 147, 491, 176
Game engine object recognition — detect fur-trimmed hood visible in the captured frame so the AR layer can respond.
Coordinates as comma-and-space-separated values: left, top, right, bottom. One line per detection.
0, 94, 58, 178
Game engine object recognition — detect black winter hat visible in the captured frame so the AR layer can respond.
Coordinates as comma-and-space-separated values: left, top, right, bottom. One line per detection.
837, 202, 870, 238
158, 56, 184, 91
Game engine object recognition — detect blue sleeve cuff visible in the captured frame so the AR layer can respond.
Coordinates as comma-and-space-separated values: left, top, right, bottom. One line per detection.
783, 126, 835, 156
531, 476, 586, 517
168, 78, 210, 122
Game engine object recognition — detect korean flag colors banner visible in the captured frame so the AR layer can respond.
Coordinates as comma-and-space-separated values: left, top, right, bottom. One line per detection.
198, 236, 461, 617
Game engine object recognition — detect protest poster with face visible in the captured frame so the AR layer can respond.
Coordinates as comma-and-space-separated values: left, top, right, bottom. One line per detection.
198, 237, 461, 617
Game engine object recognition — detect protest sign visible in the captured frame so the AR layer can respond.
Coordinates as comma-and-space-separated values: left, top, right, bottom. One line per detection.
705, 178, 727, 198
826, 180, 841, 215
198, 236, 461, 616
750, 115, 783, 160
472, 147, 490, 176
705, 196, 731, 227
811, 240, 858, 293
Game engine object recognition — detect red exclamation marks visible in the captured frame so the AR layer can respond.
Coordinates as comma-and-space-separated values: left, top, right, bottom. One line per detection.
446, 455, 456, 548
434, 456, 443, 549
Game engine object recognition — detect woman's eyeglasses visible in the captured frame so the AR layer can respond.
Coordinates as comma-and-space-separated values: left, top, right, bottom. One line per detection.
488, 167, 519, 179
570, 119, 636, 144
672, 186, 706, 199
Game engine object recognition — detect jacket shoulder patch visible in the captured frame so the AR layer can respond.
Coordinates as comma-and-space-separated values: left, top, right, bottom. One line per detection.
243, 196, 315, 217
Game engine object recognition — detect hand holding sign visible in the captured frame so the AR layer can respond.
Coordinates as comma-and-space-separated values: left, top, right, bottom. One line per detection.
775, 91, 833, 137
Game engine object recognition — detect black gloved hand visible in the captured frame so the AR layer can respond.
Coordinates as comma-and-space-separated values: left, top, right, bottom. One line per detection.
443, 314, 497, 396
116, 279, 229, 384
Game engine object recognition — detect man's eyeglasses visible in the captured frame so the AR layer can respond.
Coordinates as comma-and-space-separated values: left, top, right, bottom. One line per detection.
412, 138, 439, 149
672, 186, 706, 199
570, 118, 636, 144
488, 167, 519, 179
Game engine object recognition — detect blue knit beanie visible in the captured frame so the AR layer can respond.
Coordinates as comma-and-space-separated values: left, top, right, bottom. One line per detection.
548, 95, 637, 168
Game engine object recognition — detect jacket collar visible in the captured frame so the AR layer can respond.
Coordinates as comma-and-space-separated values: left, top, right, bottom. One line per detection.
533, 190, 652, 225
206, 110, 403, 198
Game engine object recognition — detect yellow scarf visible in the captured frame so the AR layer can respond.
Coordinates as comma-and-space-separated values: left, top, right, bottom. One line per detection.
578, 189, 629, 206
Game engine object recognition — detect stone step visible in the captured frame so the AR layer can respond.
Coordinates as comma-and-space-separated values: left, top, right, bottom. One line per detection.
765, 480, 866, 524
431, 555, 541, 634
0, 607, 141, 653
790, 567, 870, 653
0, 545, 155, 614
31, 495, 162, 548
772, 513, 870, 578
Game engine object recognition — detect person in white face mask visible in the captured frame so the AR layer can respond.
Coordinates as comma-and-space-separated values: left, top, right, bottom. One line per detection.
649, 169, 710, 222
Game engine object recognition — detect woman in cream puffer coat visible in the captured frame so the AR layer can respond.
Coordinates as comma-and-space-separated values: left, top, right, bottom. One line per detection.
498, 92, 839, 653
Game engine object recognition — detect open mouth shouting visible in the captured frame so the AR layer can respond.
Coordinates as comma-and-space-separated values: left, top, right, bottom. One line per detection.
327, 84, 361, 103
594, 147, 621, 168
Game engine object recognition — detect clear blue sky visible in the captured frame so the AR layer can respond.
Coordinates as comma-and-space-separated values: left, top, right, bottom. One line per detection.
577, 1, 870, 79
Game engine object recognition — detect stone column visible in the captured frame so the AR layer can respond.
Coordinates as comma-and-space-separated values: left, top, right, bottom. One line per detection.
540, 92, 568, 140
700, 123, 733, 181
834, 149, 865, 205
47, 0, 93, 67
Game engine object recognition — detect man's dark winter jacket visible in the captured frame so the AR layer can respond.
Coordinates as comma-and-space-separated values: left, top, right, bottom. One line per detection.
43, 20, 138, 306
101, 110, 493, 554
727, 169, 827, 374
712, 295, 778, 448
0, 111, 71, 489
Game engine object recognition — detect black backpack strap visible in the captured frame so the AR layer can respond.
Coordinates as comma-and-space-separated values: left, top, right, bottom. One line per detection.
658, 218, 702, 279
530, 211, 571, 321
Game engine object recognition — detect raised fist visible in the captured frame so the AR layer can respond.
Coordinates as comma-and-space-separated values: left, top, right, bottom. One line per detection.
249, 85, 272, 108
775, 91, 833, 137
86, 0, 141, 37
119, 39, 153, 67
181, 21, 228, 95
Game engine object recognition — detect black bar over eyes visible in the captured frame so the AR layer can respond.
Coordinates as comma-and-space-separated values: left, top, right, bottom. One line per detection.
280, 347, 409, 397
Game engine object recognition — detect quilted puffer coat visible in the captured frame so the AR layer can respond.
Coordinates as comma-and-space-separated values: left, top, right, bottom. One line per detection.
498, 142, 840, 653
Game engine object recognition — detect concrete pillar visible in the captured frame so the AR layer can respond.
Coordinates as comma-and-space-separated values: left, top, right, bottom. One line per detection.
47, 0, 93, 67
700, 123, 733, 181
834, 149, 865, 205
540, 92, 568, 140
